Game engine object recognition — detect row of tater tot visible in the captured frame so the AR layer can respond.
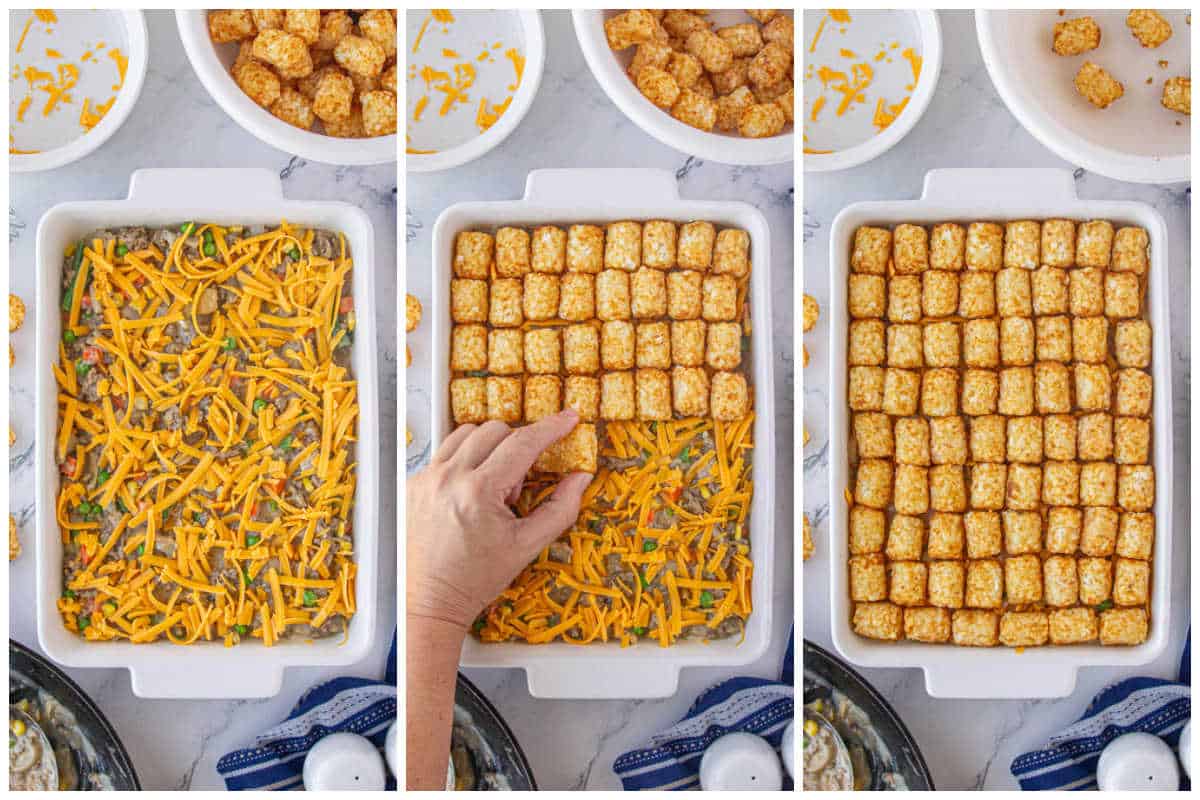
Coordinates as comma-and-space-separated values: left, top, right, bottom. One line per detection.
453, 222, 751, 278
848, 266, 1145, 321
452, 319, 744, 374
450, 368, 750, 425
850, 220, 1149, 274
854, 603, 1148, 647
450, 269, 743, 325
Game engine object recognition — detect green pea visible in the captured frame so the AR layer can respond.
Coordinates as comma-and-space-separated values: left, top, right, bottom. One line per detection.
289, 247, 301, 261
246, 535, 261, 547
639, 571, 649, 589
75, 360, 91, 376
63, 330, 77, 344
472, 619, 486, 633
700, 591, 714, 608
252, 399, 268, 413
203, 241, 216, 257
222, 336, 237, 351
633, 626, 647, 636
96, 469, 110, 486
115, 244, 129, 257
77, 615, 90, 631
62, 589, 76, 599
180, 222, 195, 236
136, 544, 144, 556
267, 500, 278, 513
235, 624, 248, 635
643, 540, 657, 553
242, 569, 252, 587
279, 434, 294, 450
303, 589, 318, 606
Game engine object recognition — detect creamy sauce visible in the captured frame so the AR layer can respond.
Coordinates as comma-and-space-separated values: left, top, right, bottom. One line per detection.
9, 714, 58, 791
9, 690, 114, 791
802, 716, 853, 791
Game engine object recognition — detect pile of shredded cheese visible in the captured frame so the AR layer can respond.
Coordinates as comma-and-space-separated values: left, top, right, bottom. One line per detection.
55, 223, 359, 646
405, 9, 525, 155
9, 9, 128, 154
477, 416, 755, 648
803, 9, 922, 155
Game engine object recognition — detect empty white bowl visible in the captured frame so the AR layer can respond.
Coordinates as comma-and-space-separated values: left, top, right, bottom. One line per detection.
175, 10, 395, 166
9, 10, 148, 173
572, 10, 793, 166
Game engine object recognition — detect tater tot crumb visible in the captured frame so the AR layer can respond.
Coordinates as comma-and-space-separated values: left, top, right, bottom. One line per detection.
1162, 76, 1190, 115
1075, 62, 1124, 108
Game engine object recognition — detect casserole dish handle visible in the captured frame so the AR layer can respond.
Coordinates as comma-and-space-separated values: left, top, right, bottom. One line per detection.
127, 167, 283, 205
924, 663, 1077, 699
525, 661, 680, 699
523, 167, 679, 206
129, 663, 283, 699
921, 167, 1077, 206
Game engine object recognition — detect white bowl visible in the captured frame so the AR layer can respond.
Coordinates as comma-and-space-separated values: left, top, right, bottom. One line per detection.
976, 10, 1190, 184
571, 10, 793, 166
9, 11, 148, 173
803, 10, 942, 173
406, 10, 546, 173
175, 10, 395, 166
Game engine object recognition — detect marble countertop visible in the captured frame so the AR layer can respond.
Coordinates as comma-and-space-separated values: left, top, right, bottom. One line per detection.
7, 11, 397, 790
803, 10, 1190, 791
405, 10, 794, 790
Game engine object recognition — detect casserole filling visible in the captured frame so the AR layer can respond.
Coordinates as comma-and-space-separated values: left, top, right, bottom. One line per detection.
55, 222, 358, 646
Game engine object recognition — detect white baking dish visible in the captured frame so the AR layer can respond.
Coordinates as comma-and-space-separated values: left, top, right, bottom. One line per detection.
35, 169, 380, 698
431, 168, 776, 699
827, 168, 1173, 699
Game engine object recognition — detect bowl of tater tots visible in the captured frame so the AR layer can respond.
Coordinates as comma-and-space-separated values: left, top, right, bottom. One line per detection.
572, 9, 793, 166
177, 9, 397, 165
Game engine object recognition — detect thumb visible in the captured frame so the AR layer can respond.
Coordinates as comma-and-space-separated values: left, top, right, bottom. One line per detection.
515, 472, 592, 554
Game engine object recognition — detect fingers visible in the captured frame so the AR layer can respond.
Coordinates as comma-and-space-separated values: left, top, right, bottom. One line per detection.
448, 420, 514, 469
515, 472, 593, 554
478, 410, 580, 481
430, 423, 476, 463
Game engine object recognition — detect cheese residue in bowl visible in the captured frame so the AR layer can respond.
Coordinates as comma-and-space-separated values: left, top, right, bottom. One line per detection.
404, 9, 525, 155
9, 9, 129, 155
802, 9, 921, 155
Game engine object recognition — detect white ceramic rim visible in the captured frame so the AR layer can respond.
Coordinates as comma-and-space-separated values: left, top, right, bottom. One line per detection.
826, 168, 1174, 698
174, 10, 396, 166
804, 10, 942, 173
976, 10, 1190, 185
406, 10, 546, 173
571, 10, 793, 167
9, 11, 149, 174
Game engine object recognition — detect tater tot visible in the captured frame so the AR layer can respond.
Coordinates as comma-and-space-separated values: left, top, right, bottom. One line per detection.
524, 375, 562, 422
563, 324, 600, 375
358, 9, 398, 59
312, 69, 355, 122
716, 86, 755, 132
678, 222, 716, 270
748, 42, 790, 89
488, 279, 522, 327
711, 371, 749, 421
601, 372, 636, 420
629, 41, 673, 78
558, 273, 595, 321
739, 102, 785, 138
601, 320, 636, 370
713, 229, 750, 277
712, 57, 750, 95
670, 89, 717, 131
636, 67, 681, 109
636, 322, 671, 369
523, 273, 560, 321
486, 377, 522, 423
253, 30, 313, 79
1075, 61, 1124, 109
605, 221, 641, 271
671, 320, 706, 367
487, 329, 523, 375
316, 10, 353, 49
567, 225, 605, 273
642, 220, 677, 268
524, 328, 561, 374
761, 14, 794, 53
233, 60, 281, 109
532, 226, 567, 274
251, 9, 284, 33
270, 86, 316, 130
668, 52, 704, 89
662, 9, 708, 39
496, 227, 531, 277
450, 324, 487, 371
564, 376, 600, 421
672, 366, 709, 417
685, 29, 734, 74
605, 9, 658, 50
284, 9, 320, 45
534, 424, 598, 474
323, 104, 366, 138
717, 23, 764, 57
451, 378, 487, 424
360, 90, 397, 136
596, 270, 632, 321
706, 322, 742, 370
334, 34, 386, 77
636, 369, 672, 420
775, 84, 794, 123
208, 10, 255, 43
380, 64, 397, 96
631, 267, 668, 318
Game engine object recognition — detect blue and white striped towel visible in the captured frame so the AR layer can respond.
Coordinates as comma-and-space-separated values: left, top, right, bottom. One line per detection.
613, 632, 794, 790
217, 634, 397, 791
1011, 633, 1190, 791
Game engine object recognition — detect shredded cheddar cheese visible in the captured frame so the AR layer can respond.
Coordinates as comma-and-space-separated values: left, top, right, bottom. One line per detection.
54, 222, 359, 646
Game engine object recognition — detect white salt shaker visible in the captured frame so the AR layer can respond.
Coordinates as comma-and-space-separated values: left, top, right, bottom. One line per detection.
698, 732, 783, 791
1096, 731, 1180, 791
302, 732, 388, 791
1178, 720, 1191, 779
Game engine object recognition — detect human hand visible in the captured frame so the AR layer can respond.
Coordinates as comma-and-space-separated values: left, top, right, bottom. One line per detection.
406, 410, 593, 632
